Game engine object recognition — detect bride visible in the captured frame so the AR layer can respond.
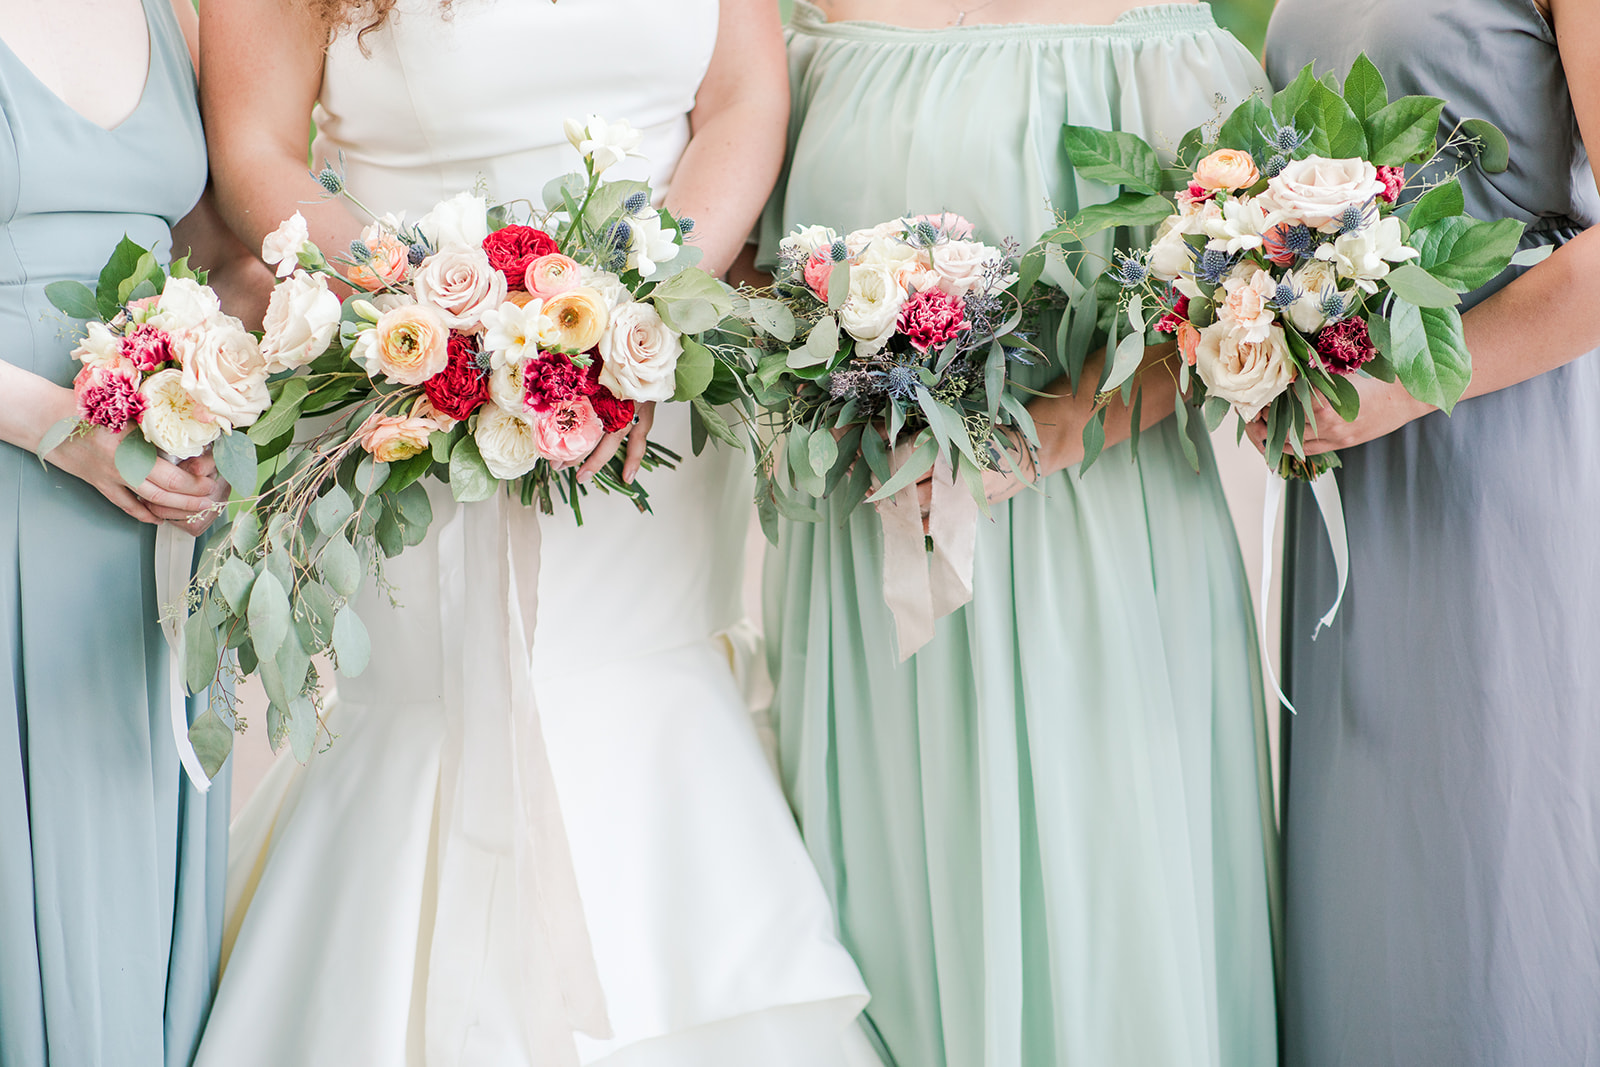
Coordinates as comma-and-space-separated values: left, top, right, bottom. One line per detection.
191, 1, 873, 1064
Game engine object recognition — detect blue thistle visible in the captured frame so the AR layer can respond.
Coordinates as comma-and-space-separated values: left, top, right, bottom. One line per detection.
678, 216, 695, 236
1336, 199, 1379, 236
914, 220, 940, 246
1261, 117, 1309, 156
1319, 287, 1352, 321
473, 347, 494, 372
1280, 224, 1317, 259
885, 364, 920, 400
606, 219, 633, 249
623, 191, 650, 215
348, 239, 373, 263
1114, 252, 1150, 288
312, 163, 345, 196
1268, 281, 1300, 310
829, 239, 848, 263
407, 243, 428, 267
1264, 153, 1289, 178
609, 248, 629, 273
1195, 247, 1238, 287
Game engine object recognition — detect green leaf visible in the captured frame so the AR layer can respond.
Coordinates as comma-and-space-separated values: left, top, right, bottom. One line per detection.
1015, 247, 1047, 303
1406, 179, 1465, 232
218, 555, 256, 616
1050, 191, 1175, 245
333, 606, 372, 676
1460, 117, 1511, 173
299, 581, 337, 649
671, 337, 715, 402
1061, 125, 1162, 194
807, 430, 838, 481
916, 388, 978, 467
312, 484, 355, 536
790, 314, 839, 369
690, 397, 741, 449
1171, 387, 1201, 472
1388, 299, 1472, 413
97, 235, 148, 319
1318, 367, 1363, 422
247, 569, 291, 662
1384, 263, 1462, 307
826, 261, 850, 312
1079, 410, 1106, 473
1102, 330, 1147, 395
264, 546, 293, 592
354, 455, 389, 496
247, 377, 310, 445
184, 607, 218, 696
1272, 64, 1319, 127
1364, 95, 1446, 166
1297, 80, 1368, 159
1413, 216, 1525, 291
117, 251, 161, 305
375, 505, 405, 558
319, 533, 362, 598
1216, 96, 1273, 163
187, 710, 234, 779
230, 511, 261, 554
1342, 53, 1388, 122
44, 280, 102, 320
655, 296, 718, 335
649, 267, 735, 327
35, 416, 78, 462
113, 431, 159, 488
212, 430, 258, 499
1510, 244, 1554, 268
273, 627, 311, 709
287, 696, 317, 763
1202, 395, 1230, 432
866, 434, 937, 503
748, 297, 797, 343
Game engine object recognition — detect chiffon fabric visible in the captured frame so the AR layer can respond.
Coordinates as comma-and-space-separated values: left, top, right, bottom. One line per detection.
0, 2, 230, 1064
758, 5, 1280, 1065
195, 1, 873, 1064
1265, 1, 1600, 1063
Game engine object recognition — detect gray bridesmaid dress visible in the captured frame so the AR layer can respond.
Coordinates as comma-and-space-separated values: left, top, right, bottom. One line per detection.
1265, 1, 1600, 1064
0, 2, 230, 1064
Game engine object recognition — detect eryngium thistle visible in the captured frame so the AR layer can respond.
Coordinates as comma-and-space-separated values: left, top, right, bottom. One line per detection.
313, 164, 345, 195
886, 364, 920, 400
349, 239, 373, 263
678, 217, 696, 235
623, 191, 650, 215
1195, 247, 1238, 287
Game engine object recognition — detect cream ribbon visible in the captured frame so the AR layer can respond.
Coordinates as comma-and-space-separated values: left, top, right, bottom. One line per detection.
428, 491, 610, 1064
1259, 469, 1349, 714
154, 523, 212, 793
874, 448, 979, 661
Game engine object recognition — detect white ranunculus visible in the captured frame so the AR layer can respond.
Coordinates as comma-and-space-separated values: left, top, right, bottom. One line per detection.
1285, 260, 1343, 334
72, 320, 125, 368
139, 368, 222, 459
1314, 215, 1420, 293
261, 212, 311, 277
415, 247, 506, 332
597, 301, 682, 403
416, 192, 489, 253
481, 299, 555, 370
563, 114, 644, 175
577, 266, 632, 311
474, 405, 543, 479
1148, 215, 1197, 282
837, 262, 905, 356
625, 211, 681, 278
779, 224, 839, 260
1194, 322, 1296, 422
148, 277, 223, 335
1203, 195, 1271, 255
1261, 156, 1386, 233
488, 359, 527, 415
180, 319, 271, 430
260, 270, 342, 373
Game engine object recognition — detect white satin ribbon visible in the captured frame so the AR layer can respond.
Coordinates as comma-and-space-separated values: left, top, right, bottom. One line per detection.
427, 491, 610, 1064
874, 449, 979, 661
1259, 469, 1349, 714
154, 523, 212, 793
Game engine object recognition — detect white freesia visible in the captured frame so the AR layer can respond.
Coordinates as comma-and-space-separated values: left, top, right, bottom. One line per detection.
261, 212, 311, 278
416, 192, 489, 253
1314, 215, 1420, 292
1261, 156, 1386, 232
1216, 265, 1279, 344
597, 301, 682, 402
1194, 322, 1296, 422
260, 270, 342, 373
180, 318, 271, 430
563, 115, 644, 175
72, 321, 125, 368
139, 368, 222, 459
1148, 215, 1196, 281
837, 262, 904, 357
1203, 196, 1271, 255
488, 359, 528, 415
147, 277, 223, 336
1285, 259, 1345, 334
474, 405, 543, 480
415, 247, 506, 331
578, 266, 632, 311
625, 210, 680, 277
481, 299, 555, 369
779, 224, 839, 259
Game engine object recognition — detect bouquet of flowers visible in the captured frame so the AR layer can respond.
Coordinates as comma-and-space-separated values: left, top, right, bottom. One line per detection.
172, 116, 742, 770
1043, 54, 1547, 479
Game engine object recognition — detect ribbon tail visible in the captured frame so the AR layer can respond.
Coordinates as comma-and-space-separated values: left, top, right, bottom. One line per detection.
1259, 473, 1297, 716
154, 524, 211, 793
926, 454, 979, 621
1309, 470, 1349, 639
874, 455, 936, 662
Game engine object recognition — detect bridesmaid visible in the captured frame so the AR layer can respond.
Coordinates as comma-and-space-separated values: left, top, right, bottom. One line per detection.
758, 2, 1279, 1064
1259, 0, 1600, 1063
0, 0, 268, 1063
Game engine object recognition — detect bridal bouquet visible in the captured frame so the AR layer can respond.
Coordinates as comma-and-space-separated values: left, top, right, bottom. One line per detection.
1043, 54, 1545, 479
174, 117, 742, 768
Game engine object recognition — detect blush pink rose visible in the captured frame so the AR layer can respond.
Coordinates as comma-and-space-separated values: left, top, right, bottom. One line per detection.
535, 396, 604, 465
524, 253, 583, 300
912, 212, 976, 240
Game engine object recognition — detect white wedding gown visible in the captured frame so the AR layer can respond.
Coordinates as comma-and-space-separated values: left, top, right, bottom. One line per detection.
193, 2, 874, 1064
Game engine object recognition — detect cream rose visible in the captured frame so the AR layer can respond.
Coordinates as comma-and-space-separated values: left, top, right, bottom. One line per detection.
474, 405, 543, 479
71, 320, 126, 369
139, 368, 222, 459
261, 211, 311, 277
148, 277, 223, 336
931, 240, 1008, 299
261, 270, 342, 373
1261, 156, 1386, 232
836, 262, 904, 357
180, 320, 270, 430
1148, 215, 1196, 281
597, 301, 682, 402
1193, 149, 1262, 192
416, 192, 489, 253
1194, 322, 1296, 422
415, 247, 506, 332
779, 224, 840, 260
353, 302, 450, 385
1217, 266, 1279, 344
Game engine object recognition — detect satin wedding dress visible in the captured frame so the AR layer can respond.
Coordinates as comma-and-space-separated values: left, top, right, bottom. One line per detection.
193, 2, 872, 1064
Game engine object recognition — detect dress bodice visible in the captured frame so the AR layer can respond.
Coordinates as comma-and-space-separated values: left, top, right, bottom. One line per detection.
313, 0, 719, 219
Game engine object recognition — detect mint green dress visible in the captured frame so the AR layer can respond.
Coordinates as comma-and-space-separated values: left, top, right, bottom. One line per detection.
758, 6, 1279, 1065
0, 1, 230, 1064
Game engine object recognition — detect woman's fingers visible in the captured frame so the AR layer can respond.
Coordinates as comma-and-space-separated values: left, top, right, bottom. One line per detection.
143, 456, 215, 499
577, 430, 627, 483
179, 453, 218, 480
110, 485, 161, 524
132, 479, 218, 513
621, 402, 656, 483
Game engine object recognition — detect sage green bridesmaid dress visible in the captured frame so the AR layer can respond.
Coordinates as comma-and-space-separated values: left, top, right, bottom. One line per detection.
0, 2, 229, 1064
758, 5, 1279, 1065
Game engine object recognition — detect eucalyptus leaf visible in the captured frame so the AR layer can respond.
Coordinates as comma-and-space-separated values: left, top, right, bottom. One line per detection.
44, 280, 101, 320
299, 581, 337, 649
218, 555, 256, 616
1079, 411, 1106, 474
807, 428, 838, 480
187, 710, 234, 779
212, 430, 258, 499
671, 337, 715, 402
319, 533, 362, 598
332, 606, 372, 676
230, 511, 262, 554
1202, 395, 1230, 432
354, 455, 390, 495
1171, 387, 1201, 472
247, 570, 291, 662
264, 546, 293, 592
826, 261, 851, 311
690, 397, 741, 449
184, 608, 218, 696
791, 314, 839, 369
274, 627, 311, 707
113, 431, 159, 488
1460, 117, 1511, 173
1102, 330, 1148, 395
312, 484, 355, 535
1510, 244, 1554, 268
375, 507, 404, 558
865, 434, 938, 503
287, 696, 317, 763
35, 417, 78, 463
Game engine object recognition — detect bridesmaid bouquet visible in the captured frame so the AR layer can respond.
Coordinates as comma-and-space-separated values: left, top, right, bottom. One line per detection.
1043, 54, 1548, 479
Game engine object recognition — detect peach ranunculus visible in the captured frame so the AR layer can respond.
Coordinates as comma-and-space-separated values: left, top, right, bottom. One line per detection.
355, 404, 442, 463
534, 396, 604, 465
1193, 149, 1261, 192
415, 247, 506, 332
348, 225, 411, 291
1176, 320, 1202, 366
354, 301, 450, 385
542, 286, 608, 353
524, 254, 583, 300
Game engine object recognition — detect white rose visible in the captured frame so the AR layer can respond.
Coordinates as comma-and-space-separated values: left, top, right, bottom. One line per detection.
1261, 156, 1386, 233
844, 221, 907, 257
578, 266, 632, 311
779, 224, 839, 260
416, 192, 489, 253
488, 359, 527, 415
260, 270, 342, 373
139, 368, 222, 459
180, 319, 271, 430
72, 320, 125, 368
625, 210, 680, 278
1314, 215, 1420, 293
932, 239, 1012, 298
1216, 265, 1280, 344
1194, 322, 1296, 422
474, 405, 543, 480
148, 277, 223, 335
1285, 259, 1345, 334
1202, 195, 1271, 255
837, 262, 905, 356
261, 211, 311, 277
597, 301, 682, 403
415, 247, 506, 332
563, 114, 644, 175
481, 299, 555, 370
1148, 215, 1196, 281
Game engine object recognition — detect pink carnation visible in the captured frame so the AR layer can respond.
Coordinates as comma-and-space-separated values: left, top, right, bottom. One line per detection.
121, 324, 173, 372
536, 396, 604, 464
75, 363, 146, 431
1155, 294, 1191, 335
1315, 316, 1378, 375
522, 352, 589, 414
1376, 165, 1405, 205
803, 252, 834, 302
896, 289, 969, 353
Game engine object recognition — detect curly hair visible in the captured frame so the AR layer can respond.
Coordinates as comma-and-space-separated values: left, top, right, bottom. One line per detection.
306, 0, 450, 46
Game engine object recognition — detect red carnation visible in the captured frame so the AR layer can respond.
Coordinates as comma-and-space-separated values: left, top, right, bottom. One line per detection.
423, 332, 491, 420
1314, 316, 1378, 375
522, 352, 588, 413
1155, 294, 1191, 334
896, 289, 969, 353
482, 225, 559, 291
75, 364, 146, 431
583, 353, 635, 431
1376, 165, 1405, 205
121, 324, 173, 372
